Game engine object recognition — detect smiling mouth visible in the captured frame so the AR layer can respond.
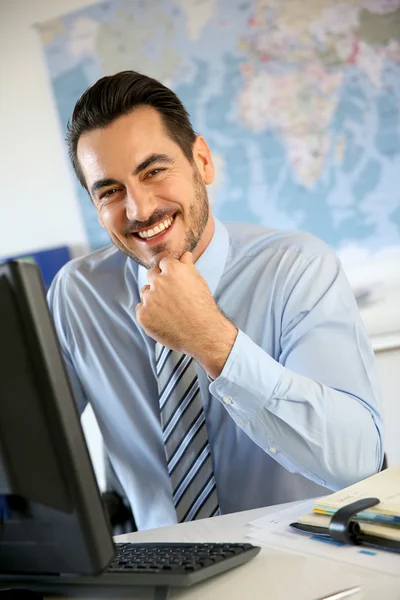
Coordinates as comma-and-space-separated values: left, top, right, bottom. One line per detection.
132, 215, 175, 241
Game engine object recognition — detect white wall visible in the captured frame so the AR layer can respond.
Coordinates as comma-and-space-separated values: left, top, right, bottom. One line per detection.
0, 0, 94, 258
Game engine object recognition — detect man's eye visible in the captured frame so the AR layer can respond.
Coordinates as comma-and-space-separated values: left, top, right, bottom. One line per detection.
101, 188, 119, 199
146, 168, 165, 179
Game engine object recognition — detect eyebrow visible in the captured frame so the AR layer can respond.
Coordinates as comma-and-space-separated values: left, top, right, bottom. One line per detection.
133, 153, 173, 176
90, 153, 173, 198
90, 177, 120, 197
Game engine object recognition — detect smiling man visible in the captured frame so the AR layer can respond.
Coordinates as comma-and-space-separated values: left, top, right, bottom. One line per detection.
48, 71, 383, 530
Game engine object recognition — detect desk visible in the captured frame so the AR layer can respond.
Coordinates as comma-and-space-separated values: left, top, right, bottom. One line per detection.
112, 501, 400, 600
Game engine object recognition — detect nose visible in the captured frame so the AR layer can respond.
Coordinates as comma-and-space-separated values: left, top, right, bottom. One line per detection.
125, 184, 158, 223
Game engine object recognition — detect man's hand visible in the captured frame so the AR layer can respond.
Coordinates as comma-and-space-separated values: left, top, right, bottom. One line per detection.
136, 252, 237, 379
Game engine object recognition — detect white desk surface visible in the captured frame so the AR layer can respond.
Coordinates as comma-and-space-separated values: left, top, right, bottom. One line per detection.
112, 501, 400, 600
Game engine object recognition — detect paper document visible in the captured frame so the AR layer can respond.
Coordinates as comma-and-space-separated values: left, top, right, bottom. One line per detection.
313, 466, 400, 521
292, 466, 400, 549
248, 499, 315, 531
246, 500, 400, 577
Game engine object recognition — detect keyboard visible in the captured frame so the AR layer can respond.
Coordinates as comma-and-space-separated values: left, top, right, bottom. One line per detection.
0, 543, 261, 593
105, 541, 261, 586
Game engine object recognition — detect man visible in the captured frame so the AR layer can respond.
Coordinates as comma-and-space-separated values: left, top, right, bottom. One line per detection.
48, 71, 383, 531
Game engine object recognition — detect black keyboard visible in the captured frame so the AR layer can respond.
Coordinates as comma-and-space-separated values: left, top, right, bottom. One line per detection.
105, 542, 261, 586
0, 543, 261, 592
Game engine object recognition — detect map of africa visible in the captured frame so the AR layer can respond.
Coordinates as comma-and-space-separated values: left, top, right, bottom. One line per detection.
38, 0, 400, 262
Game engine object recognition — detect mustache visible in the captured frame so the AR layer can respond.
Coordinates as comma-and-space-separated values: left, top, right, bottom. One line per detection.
123, 209, 177, 235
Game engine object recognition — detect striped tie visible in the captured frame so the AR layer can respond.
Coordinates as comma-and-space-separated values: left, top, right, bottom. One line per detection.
156, 343, 220, 522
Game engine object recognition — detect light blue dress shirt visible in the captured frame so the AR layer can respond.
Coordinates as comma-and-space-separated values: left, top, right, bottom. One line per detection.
48, 218, 383, 531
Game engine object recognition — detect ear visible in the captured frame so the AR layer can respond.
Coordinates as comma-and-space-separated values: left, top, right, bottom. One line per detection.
192, 136, 215, 185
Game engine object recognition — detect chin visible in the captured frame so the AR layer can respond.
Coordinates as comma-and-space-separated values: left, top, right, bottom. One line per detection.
112, 231, 190, 268
148, 250, 180, 269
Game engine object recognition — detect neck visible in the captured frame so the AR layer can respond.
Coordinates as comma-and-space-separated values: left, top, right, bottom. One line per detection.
192, 214, 215, 263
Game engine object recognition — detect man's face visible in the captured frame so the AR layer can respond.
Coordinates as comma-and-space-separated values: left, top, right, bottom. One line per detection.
77, 107, 215, 269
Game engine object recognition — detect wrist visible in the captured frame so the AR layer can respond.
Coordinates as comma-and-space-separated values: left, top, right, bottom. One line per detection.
189, 313, 238, 379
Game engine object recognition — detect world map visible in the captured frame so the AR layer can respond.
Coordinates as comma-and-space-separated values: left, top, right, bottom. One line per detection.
38, 0, 400, 264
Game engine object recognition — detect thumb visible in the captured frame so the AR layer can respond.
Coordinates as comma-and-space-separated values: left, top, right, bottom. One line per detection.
180, 251, 194, 266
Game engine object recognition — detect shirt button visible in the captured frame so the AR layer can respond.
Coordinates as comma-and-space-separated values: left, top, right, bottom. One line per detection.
269, 447, 277, 454
223, 396, 232, 405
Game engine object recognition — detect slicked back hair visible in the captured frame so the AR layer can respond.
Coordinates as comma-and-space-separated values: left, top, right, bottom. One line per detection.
66, 71, 197, 190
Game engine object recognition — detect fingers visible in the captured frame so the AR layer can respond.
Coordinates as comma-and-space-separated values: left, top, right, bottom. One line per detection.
139, 284, 151, 303
137, 284, 150, 317
159, 252, 194, 273
158, 256, 177, 273
146, 267, 161, 284
180, 251, 194, 265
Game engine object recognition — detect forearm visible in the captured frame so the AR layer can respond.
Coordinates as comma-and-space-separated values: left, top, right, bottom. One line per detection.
189, 316, 238, 379
248, 373, 381, 490
209, 330, 384, 490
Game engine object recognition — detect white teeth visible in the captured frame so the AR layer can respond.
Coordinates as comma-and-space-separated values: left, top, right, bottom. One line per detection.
138, 217, 173, 239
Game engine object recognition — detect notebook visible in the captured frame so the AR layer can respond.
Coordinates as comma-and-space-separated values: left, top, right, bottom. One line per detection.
290, 466, 400, 549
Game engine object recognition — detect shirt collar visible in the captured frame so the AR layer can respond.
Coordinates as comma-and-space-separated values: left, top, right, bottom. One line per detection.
138, 217, 230, 296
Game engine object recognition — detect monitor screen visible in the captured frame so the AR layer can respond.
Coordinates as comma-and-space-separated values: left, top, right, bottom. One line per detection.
0, 260, 114, 576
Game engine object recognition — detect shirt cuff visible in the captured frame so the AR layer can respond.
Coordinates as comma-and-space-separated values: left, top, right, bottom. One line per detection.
209, 328, 285, 421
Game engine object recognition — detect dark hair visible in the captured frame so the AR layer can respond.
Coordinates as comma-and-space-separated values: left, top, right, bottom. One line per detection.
66, 71, 197, 190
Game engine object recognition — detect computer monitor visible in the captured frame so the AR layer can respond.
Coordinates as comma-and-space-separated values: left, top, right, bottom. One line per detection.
0, 260, 261, 597
0, 260, 114, 576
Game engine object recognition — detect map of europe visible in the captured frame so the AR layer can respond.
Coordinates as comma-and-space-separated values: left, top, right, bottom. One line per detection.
38, 0, 400, 262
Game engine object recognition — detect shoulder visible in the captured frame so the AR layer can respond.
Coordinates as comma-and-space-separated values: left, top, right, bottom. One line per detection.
56, 245, 129, 280
224, 222, 338, 268
48, 245, 137, 304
